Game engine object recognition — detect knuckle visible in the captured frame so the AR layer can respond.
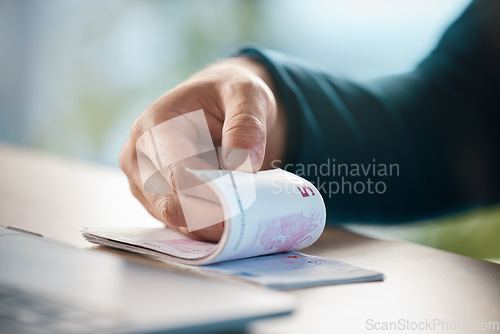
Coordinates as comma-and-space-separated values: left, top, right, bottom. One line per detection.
156, 195, 171, 222
224, 113, 266, 140
156, 195, 183, 226
164, 164, 178, 190
118, 146, 129, 173
226, 79, 260, 95
130, 117, 145, 138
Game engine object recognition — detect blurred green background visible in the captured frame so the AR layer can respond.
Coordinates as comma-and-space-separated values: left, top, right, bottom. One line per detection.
1, 0, 498, 261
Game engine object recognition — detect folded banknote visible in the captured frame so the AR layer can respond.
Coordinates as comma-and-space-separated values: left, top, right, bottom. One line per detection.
83, 168, 326, 265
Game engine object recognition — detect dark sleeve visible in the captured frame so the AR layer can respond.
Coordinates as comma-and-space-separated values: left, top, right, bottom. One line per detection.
235, 0, 500, 224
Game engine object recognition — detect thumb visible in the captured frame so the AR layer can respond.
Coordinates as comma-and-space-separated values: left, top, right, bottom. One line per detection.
221, 83, 270, 172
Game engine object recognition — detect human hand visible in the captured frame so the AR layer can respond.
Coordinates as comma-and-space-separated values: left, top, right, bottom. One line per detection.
119, 57, 287, 242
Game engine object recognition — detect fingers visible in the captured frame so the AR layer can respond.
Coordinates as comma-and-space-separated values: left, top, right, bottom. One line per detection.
120, 137, 181, 225
121, 114, 225, 237
187, 222, 224, 242
220, 79, 274, 172
120, 61, 278, 242
126, 158, 225, 239
131, 180, 224, 242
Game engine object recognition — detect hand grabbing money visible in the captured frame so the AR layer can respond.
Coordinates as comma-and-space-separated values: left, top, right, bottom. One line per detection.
119, 57, 288, 242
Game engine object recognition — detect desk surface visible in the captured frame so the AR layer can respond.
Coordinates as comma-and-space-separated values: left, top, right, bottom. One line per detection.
1, 143, 499, 334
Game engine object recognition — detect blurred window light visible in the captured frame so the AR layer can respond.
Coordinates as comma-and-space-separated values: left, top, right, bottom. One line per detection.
0, 0, 471, 165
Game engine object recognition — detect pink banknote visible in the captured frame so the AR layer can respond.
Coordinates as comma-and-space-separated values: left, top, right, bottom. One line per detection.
83, 168, 326, 265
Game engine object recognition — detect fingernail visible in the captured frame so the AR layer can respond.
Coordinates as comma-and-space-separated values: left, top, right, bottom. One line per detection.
178, 226, 189, 234
223, 148, 254, 172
